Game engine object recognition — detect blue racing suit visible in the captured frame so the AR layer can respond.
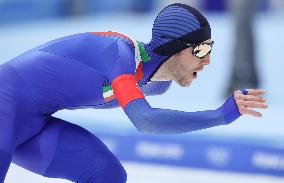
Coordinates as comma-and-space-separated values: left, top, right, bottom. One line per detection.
0, 32, 240, 183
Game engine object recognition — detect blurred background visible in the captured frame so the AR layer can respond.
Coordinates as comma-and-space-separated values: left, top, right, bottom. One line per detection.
1, 0, 284, 182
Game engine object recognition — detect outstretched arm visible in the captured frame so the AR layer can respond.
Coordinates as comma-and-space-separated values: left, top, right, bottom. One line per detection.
112, 74, 268, 134
125, 98, 227, 134
124, 94, 242, 134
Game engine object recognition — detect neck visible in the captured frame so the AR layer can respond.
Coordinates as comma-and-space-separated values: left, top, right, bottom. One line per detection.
151, 57, 173, 81
138, 42, 170, 83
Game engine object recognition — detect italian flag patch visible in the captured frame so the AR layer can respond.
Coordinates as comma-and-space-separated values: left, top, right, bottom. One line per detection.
103, 85, 116, 102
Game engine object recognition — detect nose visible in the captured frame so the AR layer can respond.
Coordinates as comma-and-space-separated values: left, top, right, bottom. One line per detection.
202, 54, 211, 65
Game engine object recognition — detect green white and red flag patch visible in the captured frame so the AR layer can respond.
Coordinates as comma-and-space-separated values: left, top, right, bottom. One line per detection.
103, 85, 116, 102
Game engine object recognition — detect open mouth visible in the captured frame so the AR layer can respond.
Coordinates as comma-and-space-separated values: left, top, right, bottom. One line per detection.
193, 66, 204, 78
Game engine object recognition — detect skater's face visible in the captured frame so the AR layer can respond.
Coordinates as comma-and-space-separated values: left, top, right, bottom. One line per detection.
165, 39, 212, 87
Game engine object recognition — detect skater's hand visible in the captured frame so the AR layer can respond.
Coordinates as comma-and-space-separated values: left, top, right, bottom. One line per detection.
234, 89, 268, 117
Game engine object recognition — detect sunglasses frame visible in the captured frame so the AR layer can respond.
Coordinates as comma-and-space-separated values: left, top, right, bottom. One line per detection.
160, 34, 214, 59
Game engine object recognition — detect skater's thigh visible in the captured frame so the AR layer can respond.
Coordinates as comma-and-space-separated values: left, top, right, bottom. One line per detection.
12, 116, 124, 182
12, 116, 68, 175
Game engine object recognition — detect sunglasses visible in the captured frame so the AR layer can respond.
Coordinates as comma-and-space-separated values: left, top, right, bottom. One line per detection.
160, 34, 214, 59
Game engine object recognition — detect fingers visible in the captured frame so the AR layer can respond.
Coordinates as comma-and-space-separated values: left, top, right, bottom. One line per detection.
235, 94, 266, 103
246, 89, 266, 96
234, 88, 268, 118
237, 100, 268, 109
239, 106, 262, 117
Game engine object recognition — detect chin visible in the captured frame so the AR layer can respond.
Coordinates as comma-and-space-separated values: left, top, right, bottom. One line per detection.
177, 78, 193, 87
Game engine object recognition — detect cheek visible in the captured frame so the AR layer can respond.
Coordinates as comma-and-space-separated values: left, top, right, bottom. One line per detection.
181, 59, 195, 73
178, 61, 190, 74
180, 53, 198, 69
178, 63, 192, 79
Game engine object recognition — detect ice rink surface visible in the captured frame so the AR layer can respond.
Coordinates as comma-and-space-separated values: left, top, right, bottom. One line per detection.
1, 12, 284, 182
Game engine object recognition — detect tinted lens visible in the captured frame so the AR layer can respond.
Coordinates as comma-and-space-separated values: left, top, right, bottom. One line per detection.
193, 43, 213, 58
